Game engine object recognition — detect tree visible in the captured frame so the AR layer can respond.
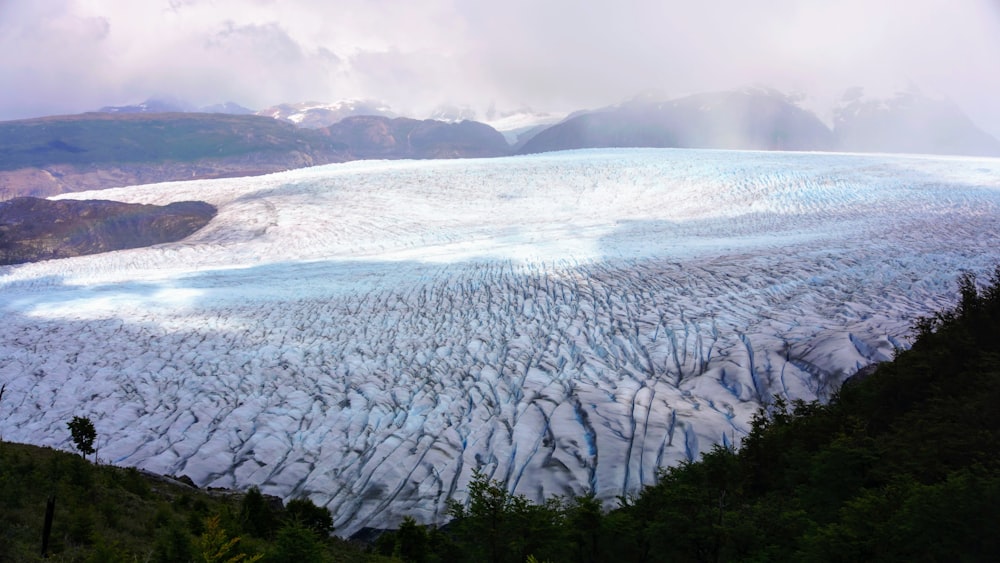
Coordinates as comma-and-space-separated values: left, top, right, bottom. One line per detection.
564, 493, 602, 563
446, 470, 564, 563
0, 383, 6, 442
394, 516, 428, 563
197, 515, 262, 563
238, 486, 277, 538
67, 416, 96, 460
266, 522, 325, 563
284, 496, 333, 536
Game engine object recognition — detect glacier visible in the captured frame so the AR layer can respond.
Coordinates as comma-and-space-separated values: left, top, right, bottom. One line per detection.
2, 148, 999, 535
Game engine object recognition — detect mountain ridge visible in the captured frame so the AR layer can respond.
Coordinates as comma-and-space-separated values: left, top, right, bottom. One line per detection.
4, 88, 998, 198
0, 112, 511, 198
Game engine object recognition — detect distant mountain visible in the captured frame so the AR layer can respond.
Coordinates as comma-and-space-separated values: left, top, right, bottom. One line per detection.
518, 89, 836, 154
0, 112, 511, 197
324, 115, 511, 159
99, 97, 194, 114
833, 88, 1000, 156
10, 88, 997, 199
0, 113, 350, 197
258, 99, 394, 128
199, 102, 256, 115
0, 197, 216, 265
99, 98, 256, 116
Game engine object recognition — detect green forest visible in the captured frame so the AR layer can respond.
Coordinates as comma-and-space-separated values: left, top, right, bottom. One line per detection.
2, 268, 998, 562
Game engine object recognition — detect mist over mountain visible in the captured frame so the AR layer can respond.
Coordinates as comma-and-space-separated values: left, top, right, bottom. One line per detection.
518, 89, 837, 154
429, 103, 480, 123
200, 102, 256, 115
516, 88, 1000, 157
833, 88, 1000, 156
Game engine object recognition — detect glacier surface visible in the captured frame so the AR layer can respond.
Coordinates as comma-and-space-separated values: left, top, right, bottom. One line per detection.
2, 148, 1000, 534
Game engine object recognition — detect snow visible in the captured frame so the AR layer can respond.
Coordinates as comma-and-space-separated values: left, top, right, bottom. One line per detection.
2, 148, 1000, 535
261, 99, 395, 126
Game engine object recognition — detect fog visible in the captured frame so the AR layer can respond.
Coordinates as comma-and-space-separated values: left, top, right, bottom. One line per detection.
1, 0, 998, 136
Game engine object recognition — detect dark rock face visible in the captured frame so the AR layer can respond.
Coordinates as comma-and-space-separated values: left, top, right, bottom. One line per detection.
833, 90, 1000, 156
324, 116, 511, 159
0, 197, 216, 265
519, 90, 836, 154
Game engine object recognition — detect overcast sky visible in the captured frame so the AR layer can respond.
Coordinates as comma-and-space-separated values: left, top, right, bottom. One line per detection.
2, 0, 999, 136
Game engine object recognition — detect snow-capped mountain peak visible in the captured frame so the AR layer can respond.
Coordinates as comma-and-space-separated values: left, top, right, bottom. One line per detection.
257, 99, 395, 128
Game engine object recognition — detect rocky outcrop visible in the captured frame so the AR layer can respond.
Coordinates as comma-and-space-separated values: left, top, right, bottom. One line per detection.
0, 197, 216, 265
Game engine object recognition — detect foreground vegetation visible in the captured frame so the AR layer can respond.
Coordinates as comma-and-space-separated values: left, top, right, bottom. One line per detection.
3, 268, 998, 561
0, 442, 393, 561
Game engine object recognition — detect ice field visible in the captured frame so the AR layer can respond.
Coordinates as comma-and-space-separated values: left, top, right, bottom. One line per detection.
2, 148, 1000, 534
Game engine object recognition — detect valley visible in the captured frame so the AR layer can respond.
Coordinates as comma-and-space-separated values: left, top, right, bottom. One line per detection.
1, 148, 999, 535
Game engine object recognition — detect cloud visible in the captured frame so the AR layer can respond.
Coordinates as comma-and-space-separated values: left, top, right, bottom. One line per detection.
1, 0, 998, 136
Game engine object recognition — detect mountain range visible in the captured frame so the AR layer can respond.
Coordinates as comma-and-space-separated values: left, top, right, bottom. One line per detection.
2, 88, 998, 198
0, 113, 506, 198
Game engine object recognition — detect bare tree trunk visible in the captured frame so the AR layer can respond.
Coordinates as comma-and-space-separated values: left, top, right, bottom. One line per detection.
41, 495, 55, 558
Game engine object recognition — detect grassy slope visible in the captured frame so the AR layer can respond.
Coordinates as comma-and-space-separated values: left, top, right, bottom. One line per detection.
0, 441, 394, 562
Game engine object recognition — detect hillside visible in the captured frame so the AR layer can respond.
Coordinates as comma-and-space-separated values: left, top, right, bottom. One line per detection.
590, 269, 1000, 561
0, 112, 350, 198
0, 112, 511, 198
0, 441, 393, 561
